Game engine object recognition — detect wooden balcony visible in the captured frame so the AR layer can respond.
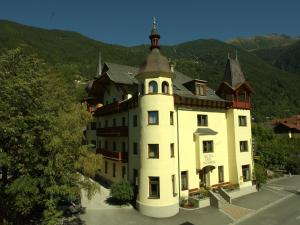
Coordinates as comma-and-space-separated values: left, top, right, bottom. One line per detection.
96, 148, 128, 162
232, 101, 251, 109
96, 126, 128, 137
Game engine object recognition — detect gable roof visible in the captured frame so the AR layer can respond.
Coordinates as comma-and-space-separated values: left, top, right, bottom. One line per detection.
103, 62, 138, 85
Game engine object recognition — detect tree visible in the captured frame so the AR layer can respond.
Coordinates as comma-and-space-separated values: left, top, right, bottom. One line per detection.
253, 163, 267, 191
0, 48, 101, 224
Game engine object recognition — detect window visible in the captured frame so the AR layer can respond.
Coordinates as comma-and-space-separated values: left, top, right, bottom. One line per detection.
148, 81, 158, 94
98, 140, 101, 149
239, 116, 247, 126
162, 81, 169, 94
148, 144, 159, 158
113, 163, 116, 177
181, 171, 188, 190
98, 122, 101, 128
203, 141, 214, 153
105, 140, 108, 149
113, 141, 116, 151
148, 111, 159, 125
113, 118, 116, 127
197, 115, 208, 126
105, 120, 108, 128
91, 122, 97, 130
170, 143, 175, 158
133, 169, 138, 186
218, 166, 224, 183
196, 84, 206, 96
122, 142, 126, 152
149, 177, 160, 198
133, 115, 138, 127
172, 175, 176, 196
240, 141, 248, 152
238, 92, 247, 101
133, 142, 138, 155
242, 165, 250, 181
91, 140, 96, 148
105, 161, 108, 174
170, 111, 174, 125
122, 166, 126, 179
122, 117, 126, 126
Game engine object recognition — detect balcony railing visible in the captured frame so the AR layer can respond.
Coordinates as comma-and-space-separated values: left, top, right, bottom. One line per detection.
232, 101, 251, 109
96, 148, 128, 162
96, 126, 128, 137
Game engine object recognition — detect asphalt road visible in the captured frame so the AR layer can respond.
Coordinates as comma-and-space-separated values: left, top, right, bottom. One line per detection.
237, 193, 300, 225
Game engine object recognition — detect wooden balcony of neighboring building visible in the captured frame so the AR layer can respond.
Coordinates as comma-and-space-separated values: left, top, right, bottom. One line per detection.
96, 126, 128, 137
232, 101, 251, 109
96, 148, 128, 162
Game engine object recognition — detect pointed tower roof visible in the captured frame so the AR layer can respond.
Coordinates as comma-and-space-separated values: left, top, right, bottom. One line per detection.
223, 56, 246, 89
137, 18, 173, 78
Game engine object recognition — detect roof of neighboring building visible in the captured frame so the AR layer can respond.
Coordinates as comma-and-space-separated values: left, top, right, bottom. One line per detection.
97, 62, 225, 102
224, 58, 246, 89
272, 115, 300, 131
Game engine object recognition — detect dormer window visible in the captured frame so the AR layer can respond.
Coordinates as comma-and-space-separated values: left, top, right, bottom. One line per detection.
162, 81, 169, 94
195, 83, 206, 96
149, 81, 158, 94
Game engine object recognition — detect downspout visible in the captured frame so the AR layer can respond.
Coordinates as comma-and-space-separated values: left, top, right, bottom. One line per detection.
127, 104, 130, 181
176, 104, 181, 201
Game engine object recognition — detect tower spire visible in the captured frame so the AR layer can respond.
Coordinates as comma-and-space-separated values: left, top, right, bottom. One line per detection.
97, 50, 102, 77
149, 17, 160, 50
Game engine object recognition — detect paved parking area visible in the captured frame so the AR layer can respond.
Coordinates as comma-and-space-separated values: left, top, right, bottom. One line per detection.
80, 175, 300, 225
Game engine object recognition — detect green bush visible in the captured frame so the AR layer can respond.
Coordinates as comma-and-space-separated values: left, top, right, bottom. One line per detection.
110, 181, 134, 204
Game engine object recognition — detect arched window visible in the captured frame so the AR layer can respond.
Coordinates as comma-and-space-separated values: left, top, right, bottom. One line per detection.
148, 81, 158, 94
162, 81, 169, 94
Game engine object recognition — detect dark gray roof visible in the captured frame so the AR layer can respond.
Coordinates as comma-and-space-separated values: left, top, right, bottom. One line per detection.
104, 62, 138, 85
194, 128, 218, 135
97, 62, 224, 101
224, 58, 246, 88
137, 49, 172, 75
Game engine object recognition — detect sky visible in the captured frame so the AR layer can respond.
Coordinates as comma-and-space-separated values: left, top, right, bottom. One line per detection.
0, 0, 299, 46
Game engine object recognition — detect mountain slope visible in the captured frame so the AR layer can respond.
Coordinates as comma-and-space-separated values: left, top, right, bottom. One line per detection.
0, 20, 299, 121
227, 34, 299, 51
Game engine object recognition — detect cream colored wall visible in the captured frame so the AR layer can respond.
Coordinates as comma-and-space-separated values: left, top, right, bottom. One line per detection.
137, 76, 178, 208
227, 109, 253, 188
100, 158, 128, 183
176, 107, 229, 197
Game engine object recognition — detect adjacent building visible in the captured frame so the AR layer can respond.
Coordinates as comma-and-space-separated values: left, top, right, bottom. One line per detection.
272, 115, 300, 138
84, 20, 254, 217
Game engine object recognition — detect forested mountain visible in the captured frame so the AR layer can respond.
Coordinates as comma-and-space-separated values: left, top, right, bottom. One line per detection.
1, 20, 300, 121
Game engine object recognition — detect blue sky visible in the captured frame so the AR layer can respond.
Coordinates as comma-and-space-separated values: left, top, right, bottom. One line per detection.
0, 0, 299, 46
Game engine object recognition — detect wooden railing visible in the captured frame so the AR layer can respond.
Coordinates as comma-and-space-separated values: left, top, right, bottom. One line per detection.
232, 101, 251, 109
96, 148, 128, 162
96, 126, 128, 137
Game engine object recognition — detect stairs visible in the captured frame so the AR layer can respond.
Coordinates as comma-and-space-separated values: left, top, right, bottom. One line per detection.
215, 192, 229, 208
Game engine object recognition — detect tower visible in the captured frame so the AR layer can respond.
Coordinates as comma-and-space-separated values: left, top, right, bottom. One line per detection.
216, 55, 254, 187
134, 18, 179, 217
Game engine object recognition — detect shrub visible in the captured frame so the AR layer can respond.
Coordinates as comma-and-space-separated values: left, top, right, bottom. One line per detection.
110, 181, 134, 204
253, 163, 267, 191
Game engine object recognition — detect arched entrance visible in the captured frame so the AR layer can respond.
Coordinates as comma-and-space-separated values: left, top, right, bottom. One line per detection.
199, 165, 215, 187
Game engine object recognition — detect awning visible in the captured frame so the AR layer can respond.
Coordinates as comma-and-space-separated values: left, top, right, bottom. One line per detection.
194, 128, 218, 135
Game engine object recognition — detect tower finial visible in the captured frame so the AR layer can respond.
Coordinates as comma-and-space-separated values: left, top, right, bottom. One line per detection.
149, 17, 160, 50
153, 16, 157, 30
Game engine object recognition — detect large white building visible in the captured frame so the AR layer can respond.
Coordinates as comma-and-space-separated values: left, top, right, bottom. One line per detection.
85, 20, 254, 217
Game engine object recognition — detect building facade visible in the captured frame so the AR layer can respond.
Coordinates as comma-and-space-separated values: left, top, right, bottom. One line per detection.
84, 20, 254, 217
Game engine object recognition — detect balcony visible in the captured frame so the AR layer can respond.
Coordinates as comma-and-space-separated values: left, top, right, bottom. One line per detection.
96, 126, 128, 137
96, 148, 128, 162
232, 101, 251, 109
